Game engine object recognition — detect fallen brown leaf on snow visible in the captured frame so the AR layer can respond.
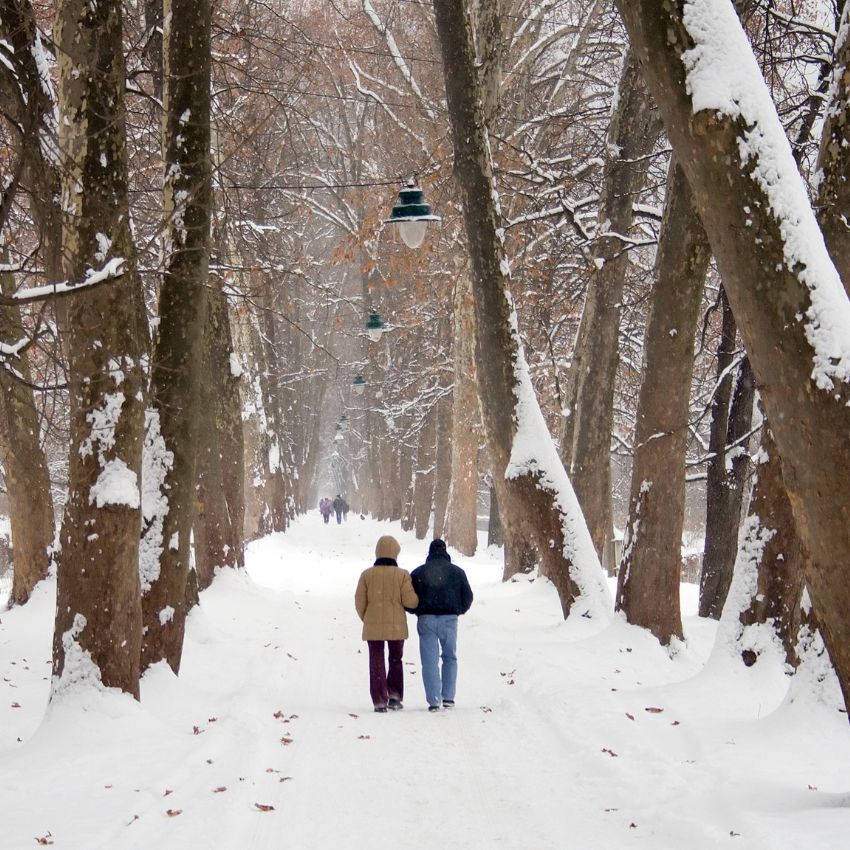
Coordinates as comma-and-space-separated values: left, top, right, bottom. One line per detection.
255, 803, 275, 812
34, 834, 53, 845
645, 707, 664, 713
625, 712, 635, 721
165, 809, 182, 817
213, 787, 227, 793
602, 748, 618, 757
280, 736, 294, 746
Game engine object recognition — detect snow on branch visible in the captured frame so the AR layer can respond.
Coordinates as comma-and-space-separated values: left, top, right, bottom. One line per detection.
682, 0, 850, 391
0, 257, 125, 307
361, 0, 437, 121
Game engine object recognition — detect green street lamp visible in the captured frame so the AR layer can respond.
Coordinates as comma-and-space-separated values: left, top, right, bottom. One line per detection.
366, 310, 385, 342
353, 374, 366, 395
384, 181, 441, 249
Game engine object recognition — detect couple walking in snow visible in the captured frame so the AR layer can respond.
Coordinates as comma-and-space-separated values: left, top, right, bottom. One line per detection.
354, 536, 473, 713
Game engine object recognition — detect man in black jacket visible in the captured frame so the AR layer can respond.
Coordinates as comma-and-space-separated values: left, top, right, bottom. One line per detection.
409, 539, 473, 711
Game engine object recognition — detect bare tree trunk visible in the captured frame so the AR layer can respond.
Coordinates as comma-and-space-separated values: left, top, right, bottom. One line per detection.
194, 274, 245, 591
615, 0, 850, 714
52, 0, 146, 698
736, 419, 807, 667
487, 483, 503, 548
0, 272, 54, 606
560, 49, 663, 561
699, 293, 756, 619
413, 404, 437, 539
445, 271, 480, 556
432, 394, 453, 539
814, 5, 850, 287
0, 0, 62, 607
140, 0, 211, 673
432, 0, 610, 618
616, 160, 711, 644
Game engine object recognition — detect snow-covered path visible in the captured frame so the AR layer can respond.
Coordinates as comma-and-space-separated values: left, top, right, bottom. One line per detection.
1, 514, 849, 849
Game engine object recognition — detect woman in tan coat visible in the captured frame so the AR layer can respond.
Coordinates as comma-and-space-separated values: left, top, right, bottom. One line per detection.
355, 535, 418, 712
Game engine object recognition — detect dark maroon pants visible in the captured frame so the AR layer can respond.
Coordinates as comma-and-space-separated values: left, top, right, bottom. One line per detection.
367, 640, 405, 707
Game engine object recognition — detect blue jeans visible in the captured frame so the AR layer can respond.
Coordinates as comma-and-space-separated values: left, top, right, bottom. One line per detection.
417, 615, 458, 707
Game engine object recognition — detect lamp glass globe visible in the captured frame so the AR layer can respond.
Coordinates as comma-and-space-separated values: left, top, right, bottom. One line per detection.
398, 219, 427, 249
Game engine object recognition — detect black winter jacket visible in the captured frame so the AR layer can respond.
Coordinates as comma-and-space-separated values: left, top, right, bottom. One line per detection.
409, 553, 473, 616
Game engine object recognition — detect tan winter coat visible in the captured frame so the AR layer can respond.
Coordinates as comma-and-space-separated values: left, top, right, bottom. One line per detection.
354, 564, 418, 640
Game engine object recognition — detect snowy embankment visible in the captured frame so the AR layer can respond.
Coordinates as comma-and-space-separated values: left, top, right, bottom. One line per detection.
1, 514, 848, 849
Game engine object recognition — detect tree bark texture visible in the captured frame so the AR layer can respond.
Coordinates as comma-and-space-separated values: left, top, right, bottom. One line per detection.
737, 421, 807, 668
814, 5, 850, 288
0, 272, 54, 606
413, 403, 437, 539
432, 0, 609, 618
560, 49, 663, 561
445, 271, 480, 556
615, 160, 710, 644
487, 484, 503, 548
140, 0, 212, 673
615, 0, 850, 714
432, 394, 453, 539
700, 291, 755, 619
194, 275, 245, 591
52, 0, 147, 698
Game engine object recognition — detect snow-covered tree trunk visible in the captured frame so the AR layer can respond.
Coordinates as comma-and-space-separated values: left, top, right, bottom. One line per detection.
615, 0, 850, 714
258, 288, 287, 532
140, 0, 211, 673
699, 293, 755, 619
735, 418, 806, 667
444, 271, 480, 556
0, 273, 54, 606
52, 0, 147, 698
473, 0, 504, 126
615, 160, 710, 644
235, 306, 271, 539
432, 0, 611, 618
559, 49, 662, 560
194, 273, 245, 590
728, 4, 850, 663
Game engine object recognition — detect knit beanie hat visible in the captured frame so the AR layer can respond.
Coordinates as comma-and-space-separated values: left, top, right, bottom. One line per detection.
428, 538, 448, 558
375, 535, 401, 561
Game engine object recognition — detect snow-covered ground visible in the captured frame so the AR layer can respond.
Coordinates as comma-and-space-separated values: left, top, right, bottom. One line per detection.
1, 513, 848, 849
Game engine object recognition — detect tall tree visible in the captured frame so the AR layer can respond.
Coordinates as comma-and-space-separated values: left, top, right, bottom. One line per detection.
616, 160, 711, 644
431, 0, 611, 618
52, 0, 147, 698
444, 271, 480, 555
140, 0, 212, 672
614, 0, 850, 714
0, 270, 54, 606
560, 49, 662, 561
0, 0, 62, 606
699, 292, 755, 619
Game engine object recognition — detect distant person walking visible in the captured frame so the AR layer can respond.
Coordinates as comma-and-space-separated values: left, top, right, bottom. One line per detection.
319, 497, 332, 524
355, 536, 418, 712
333, 494, 345, 524
342, 498, 350, 521
409, 539, 473, 712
